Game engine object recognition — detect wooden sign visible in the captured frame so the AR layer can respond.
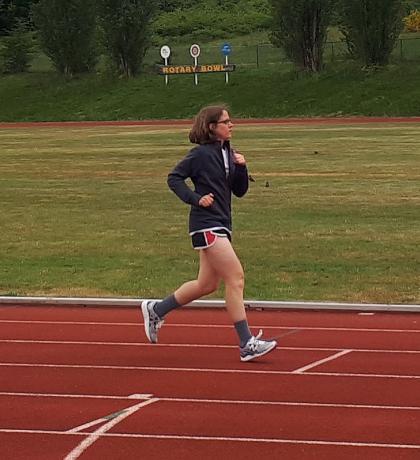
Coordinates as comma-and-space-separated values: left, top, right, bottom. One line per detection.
158, 64, 236, 75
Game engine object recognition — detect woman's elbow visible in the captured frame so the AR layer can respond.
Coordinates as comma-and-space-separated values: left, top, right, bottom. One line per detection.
233, 185, 248, 197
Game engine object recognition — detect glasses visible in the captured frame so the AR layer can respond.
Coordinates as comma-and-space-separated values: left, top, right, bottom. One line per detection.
216, 119, 232, 125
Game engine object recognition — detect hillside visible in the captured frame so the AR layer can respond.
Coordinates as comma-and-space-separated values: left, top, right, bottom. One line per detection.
1, 59, 420, 122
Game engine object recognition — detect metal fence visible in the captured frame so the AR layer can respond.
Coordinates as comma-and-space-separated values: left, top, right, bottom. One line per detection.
146, 37, 420, 69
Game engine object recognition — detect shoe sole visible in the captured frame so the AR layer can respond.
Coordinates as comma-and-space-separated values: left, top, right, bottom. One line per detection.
141, 300, 155, 343
240, 340, 277, 362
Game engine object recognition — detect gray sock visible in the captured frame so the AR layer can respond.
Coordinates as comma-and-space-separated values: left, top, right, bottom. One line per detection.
153, 294, 181, 318
234, 319, 252, 347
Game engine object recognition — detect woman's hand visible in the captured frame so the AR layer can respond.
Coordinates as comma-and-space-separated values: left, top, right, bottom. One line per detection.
199, 193, 214, 207
233, 149, 246, 165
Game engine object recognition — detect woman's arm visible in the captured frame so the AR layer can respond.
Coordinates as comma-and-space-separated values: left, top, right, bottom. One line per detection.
167, 151, 202, 206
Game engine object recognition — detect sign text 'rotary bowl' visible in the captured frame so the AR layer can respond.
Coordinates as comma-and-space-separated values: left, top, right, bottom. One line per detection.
158, 64, 236, 74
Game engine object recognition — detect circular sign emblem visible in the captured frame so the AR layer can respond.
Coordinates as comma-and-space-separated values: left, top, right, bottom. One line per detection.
190, 44, 201, 59
221, 43, 232, 56
160, 45, 171, 59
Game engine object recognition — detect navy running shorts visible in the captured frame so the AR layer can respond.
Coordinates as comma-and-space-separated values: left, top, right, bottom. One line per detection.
191, 229, 231, 250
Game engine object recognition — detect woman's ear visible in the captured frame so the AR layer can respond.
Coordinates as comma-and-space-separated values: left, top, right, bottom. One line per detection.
209, 122, 216, 133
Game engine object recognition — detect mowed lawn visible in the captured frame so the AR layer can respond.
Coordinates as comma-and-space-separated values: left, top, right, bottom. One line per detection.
0, 122, 419, 304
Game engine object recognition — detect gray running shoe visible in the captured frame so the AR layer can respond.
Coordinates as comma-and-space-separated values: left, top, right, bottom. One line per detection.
141, 300, 164, 343
240, 330, 277, 362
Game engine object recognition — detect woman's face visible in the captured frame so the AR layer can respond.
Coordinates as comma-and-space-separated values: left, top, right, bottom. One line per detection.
212, 110, 233, 142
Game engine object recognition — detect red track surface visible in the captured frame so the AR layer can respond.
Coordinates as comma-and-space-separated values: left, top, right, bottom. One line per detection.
1, 116, 420, 129
1, 306, 420, 459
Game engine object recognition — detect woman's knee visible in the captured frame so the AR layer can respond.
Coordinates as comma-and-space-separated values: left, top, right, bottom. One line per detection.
224, 271, 244, 291
198, 279, 220, 296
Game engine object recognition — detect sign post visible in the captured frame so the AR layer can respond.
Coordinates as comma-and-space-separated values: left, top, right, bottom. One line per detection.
190, 44, 201, 86
160, 45, 171, 85
221, 43, 232, 84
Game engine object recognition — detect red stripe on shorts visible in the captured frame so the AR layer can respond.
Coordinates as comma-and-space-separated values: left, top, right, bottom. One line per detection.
204, 231, 217, 246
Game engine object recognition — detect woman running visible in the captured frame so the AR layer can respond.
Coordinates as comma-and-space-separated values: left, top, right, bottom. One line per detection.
141, 105, 277, 362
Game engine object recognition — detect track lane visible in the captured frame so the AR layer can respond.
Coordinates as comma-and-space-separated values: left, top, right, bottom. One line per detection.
1, 306, 420, 330
1, 333, 419, 377
1, 320, 420, 351
0, 341, 325, 372
1, 366, 420, 407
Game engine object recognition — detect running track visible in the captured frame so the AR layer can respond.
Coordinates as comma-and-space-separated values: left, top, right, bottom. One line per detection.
1, 305, 420, 459
1, 115, 420, 129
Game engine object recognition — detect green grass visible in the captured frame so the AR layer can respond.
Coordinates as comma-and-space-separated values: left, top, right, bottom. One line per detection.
0, 123, 419, 304
1, 61, 420, 122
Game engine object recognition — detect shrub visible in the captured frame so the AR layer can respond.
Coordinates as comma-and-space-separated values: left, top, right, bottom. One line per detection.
153, 0, 271, 40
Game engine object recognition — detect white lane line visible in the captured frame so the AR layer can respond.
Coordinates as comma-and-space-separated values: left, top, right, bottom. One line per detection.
2, 339, 420, 354
293, 350, 353, 374
66, 395, 153, 433
0, 428, 419, 450
66, 415, 113, 434
1, 361, 420, 380
63, 398, 158, 460
2, 391, 420, 411
1, 319, 419, 333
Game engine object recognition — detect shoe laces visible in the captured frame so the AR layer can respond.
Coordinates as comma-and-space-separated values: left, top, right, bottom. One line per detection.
150, 311, 164, 330
248, 329, 263, 351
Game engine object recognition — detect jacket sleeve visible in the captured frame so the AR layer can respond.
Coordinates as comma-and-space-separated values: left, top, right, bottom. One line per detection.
167, 150, 201, 206
231, 164, 249, 197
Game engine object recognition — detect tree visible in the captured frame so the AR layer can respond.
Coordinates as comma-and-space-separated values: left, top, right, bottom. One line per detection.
32, 0, 97, 76
339, 0, 404, 66
270, 0, 336, 73
0, 19, 34, 72
97, 0, 158, 78
0, 0, 38, 35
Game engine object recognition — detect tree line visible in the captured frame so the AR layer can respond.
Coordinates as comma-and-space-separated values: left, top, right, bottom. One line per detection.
271, 0, 413, 72
0, 0, 419, 76
0, 0, 159, 76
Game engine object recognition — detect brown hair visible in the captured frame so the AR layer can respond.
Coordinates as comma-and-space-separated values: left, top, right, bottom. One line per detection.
189, 104, 229, 144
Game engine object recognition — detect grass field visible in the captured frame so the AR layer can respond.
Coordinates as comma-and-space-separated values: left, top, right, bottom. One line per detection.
0, 122, 419, 304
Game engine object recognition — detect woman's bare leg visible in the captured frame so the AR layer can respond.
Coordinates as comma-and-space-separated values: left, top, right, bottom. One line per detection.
203, 237, 246, 323
173, 249, 221, 305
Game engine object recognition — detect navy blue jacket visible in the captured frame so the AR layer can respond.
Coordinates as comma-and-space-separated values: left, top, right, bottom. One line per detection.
167, 141, 249, 234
